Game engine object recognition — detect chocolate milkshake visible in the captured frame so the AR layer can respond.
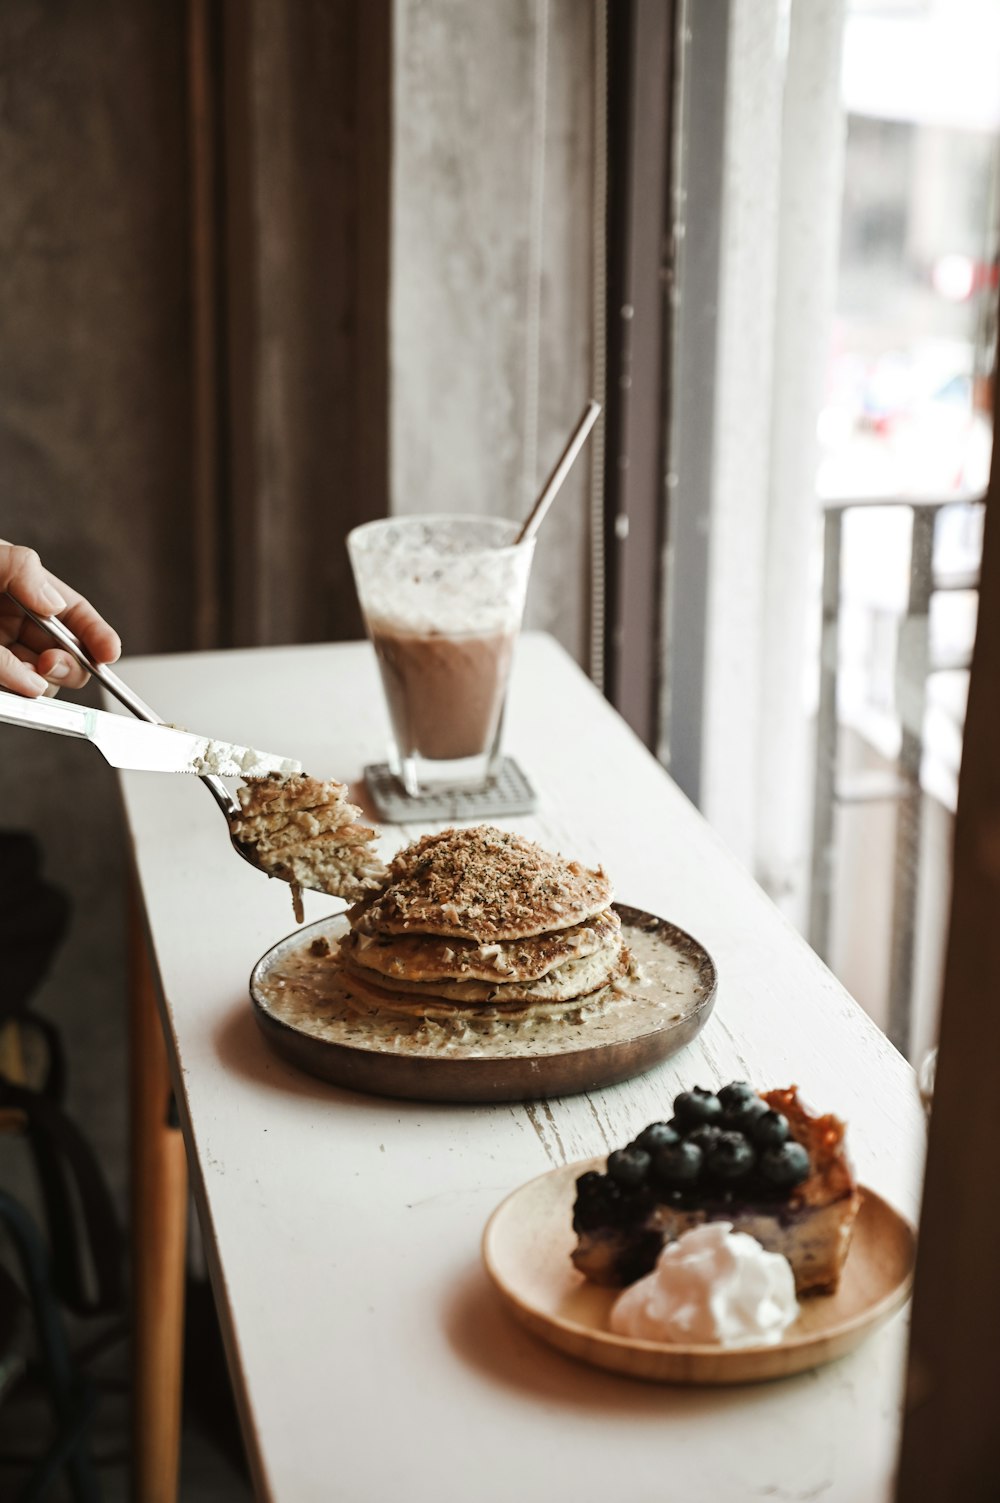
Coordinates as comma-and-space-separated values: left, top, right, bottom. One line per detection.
368, 622, 516, 762
347, 515, 535, 794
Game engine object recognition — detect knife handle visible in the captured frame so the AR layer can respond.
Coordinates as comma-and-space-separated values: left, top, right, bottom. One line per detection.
0, 688, 92, 738
6, 591, 240, 817
7, 591, 163, 725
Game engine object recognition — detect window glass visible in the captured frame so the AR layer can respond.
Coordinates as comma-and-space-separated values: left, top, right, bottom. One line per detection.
820, 0, 999, 508
815, 0, 1000, 1056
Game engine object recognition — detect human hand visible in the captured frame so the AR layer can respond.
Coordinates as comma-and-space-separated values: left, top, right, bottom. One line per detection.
0, 541, 121, 697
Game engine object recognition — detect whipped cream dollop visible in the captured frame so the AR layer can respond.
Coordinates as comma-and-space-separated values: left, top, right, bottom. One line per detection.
609, 1222, 799, 1348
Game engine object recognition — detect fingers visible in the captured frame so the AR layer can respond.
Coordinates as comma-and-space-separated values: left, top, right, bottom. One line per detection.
56, 591, 122, 666
0, 541, 122, 669
0, 641, 49, 697
0, 541, 68, 616
0, 626, 93, 691
33, 647, 95, 692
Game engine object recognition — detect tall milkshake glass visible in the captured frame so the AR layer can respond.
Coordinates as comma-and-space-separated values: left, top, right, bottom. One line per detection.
347, 515, 535, 796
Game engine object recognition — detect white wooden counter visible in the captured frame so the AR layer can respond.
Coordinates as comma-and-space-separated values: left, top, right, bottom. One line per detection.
113, 632, 925, 1503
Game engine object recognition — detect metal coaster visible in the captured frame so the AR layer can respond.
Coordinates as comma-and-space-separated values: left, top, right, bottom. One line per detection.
364, 757, 537, 824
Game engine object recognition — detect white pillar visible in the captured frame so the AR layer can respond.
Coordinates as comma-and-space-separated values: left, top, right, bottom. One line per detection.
755, 0, 847, 925
695, 0, 846, 910
699, 0, 785, 867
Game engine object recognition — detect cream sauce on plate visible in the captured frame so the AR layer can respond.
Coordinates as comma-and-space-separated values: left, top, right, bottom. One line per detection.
252, 907, 714, 1062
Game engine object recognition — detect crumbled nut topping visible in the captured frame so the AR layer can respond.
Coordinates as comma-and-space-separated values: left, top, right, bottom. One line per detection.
350, 825, 612, 942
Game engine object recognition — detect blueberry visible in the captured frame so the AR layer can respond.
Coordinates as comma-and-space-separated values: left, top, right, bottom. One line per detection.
634, 1121, 680, 1154
758, 1140, 811, 1189
705, 1130, 756, 1182
607, 1147, 652, 1191
717, 1081, 757, 1113
573, 1201, 610, 1232
572, 1173, 624, 1231
673, 1087, 723, 1129
722, 1095, 770, 1134
687, 1123, 724, 1154
651, 1140, 703, 1188
751, 1110, 790, 1150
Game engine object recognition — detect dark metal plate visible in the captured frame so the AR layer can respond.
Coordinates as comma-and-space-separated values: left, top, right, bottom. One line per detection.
249, 903, 717, 1104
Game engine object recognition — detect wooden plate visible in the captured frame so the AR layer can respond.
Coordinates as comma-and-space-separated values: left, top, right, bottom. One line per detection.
482, 1158, 916, 1384
248, 904, 717, 1103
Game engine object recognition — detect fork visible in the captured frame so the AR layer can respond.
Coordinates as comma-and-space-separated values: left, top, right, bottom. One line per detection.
7, 591, 281, 881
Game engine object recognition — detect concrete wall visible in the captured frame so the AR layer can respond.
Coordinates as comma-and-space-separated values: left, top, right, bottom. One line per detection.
1, 0, 194, 1214
390, 0, 597, 660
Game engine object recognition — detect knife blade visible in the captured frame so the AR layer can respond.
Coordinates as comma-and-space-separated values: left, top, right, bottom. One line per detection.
0, 690, 302, 778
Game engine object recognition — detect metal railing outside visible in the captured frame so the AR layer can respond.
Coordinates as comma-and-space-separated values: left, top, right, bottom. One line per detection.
808, 494, 984, 1056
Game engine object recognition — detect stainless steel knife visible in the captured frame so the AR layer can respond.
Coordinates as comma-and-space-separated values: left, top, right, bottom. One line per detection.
0, 690, 302, 778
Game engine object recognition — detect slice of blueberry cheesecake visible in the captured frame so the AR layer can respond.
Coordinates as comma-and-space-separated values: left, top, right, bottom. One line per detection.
571, 1082, 861, 1296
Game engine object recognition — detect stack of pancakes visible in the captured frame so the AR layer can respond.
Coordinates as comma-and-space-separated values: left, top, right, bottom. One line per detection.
230, 774, 387, 921
338, 825, 631, 1023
